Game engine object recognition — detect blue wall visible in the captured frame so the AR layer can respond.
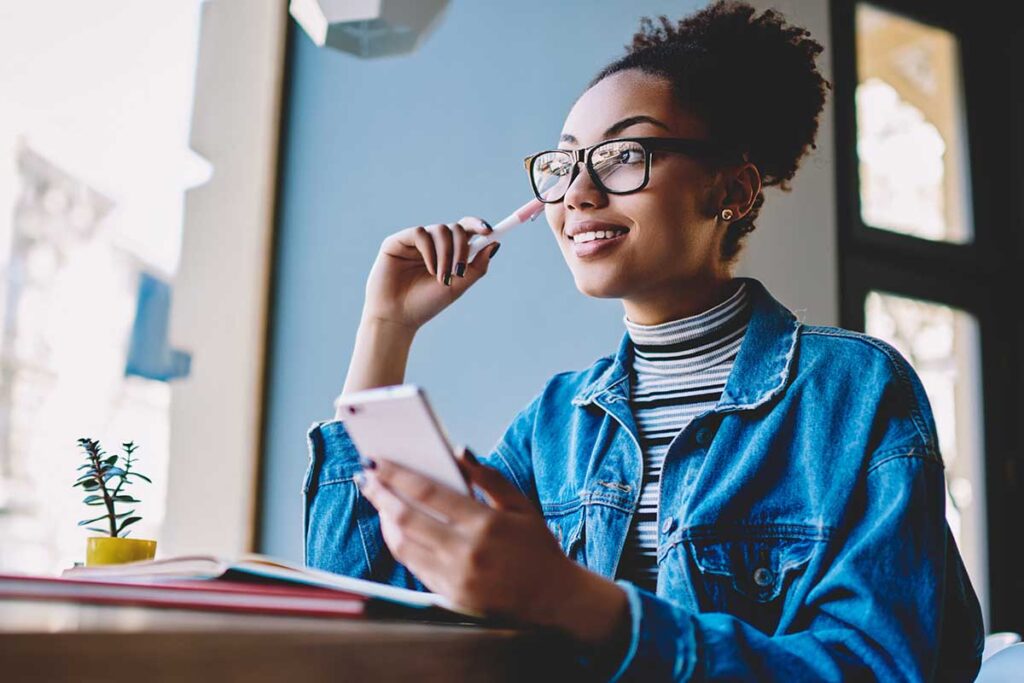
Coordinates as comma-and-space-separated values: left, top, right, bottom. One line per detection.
261, 0, 707, 559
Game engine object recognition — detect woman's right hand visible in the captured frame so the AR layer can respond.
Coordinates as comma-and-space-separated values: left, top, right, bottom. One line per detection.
361, 216, 500, 332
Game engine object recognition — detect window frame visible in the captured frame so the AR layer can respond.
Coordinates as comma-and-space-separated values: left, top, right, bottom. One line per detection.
831, 0, 1023, 632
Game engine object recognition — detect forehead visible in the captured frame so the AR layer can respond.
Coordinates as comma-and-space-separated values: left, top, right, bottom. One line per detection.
561, 69, 708, 142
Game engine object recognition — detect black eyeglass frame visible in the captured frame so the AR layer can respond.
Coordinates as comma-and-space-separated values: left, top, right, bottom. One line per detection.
522, 136, 744, 204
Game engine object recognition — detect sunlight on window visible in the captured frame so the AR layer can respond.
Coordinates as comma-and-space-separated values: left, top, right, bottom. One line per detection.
0, 1, 209, 574
855, 3, 973, 243
865, 291, 988, 624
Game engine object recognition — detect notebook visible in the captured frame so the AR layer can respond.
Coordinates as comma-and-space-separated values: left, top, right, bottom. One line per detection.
0, 554, 483, 623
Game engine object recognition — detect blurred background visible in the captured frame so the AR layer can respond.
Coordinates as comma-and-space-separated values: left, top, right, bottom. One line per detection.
0, 0, 1019, 633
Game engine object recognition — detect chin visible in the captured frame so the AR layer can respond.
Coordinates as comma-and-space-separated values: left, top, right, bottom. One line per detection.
572, 272, 630, 299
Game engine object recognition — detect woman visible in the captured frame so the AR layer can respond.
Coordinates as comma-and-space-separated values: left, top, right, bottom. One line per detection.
303, 2, 984, 679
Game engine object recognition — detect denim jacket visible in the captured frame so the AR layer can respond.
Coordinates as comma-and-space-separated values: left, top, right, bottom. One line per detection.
303, 276, 984, 681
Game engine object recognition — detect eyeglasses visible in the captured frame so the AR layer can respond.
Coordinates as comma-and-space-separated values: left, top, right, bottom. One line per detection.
523, 136, 742, 204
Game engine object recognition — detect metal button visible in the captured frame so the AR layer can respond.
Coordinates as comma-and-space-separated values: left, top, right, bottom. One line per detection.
753, 567, 774, 587
661, 517, 675, 534
695, 427, 713, 447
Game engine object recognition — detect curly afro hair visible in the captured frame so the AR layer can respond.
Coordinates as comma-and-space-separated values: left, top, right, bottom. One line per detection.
589, 1, 831, 266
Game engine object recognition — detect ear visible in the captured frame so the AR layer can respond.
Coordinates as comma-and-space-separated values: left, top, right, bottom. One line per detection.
719, 162, 762, 220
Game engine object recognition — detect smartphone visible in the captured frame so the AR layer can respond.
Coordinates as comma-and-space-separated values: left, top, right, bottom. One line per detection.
334, 384, 470, 496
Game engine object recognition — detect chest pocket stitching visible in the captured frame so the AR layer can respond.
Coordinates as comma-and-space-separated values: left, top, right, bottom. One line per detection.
689, 537, 817, 603
543, 507, 587, 563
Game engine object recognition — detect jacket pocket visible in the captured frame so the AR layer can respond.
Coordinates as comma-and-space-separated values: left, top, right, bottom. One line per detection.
544, 505, 587, 566
686, 529, 820, 634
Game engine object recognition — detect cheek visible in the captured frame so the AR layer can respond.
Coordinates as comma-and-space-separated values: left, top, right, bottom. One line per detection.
633, 179, 706, 243
545, 204, 564, 239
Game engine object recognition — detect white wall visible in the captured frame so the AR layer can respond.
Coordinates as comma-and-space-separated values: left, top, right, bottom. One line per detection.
737, 0, 838, 326
163, 0, 287, 557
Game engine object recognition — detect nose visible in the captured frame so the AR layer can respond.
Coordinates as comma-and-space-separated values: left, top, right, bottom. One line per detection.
564, 160, 608, 211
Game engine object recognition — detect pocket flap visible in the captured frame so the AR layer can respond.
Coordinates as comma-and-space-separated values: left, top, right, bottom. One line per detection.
544, 508, 586, 559
690, 536, 817, 603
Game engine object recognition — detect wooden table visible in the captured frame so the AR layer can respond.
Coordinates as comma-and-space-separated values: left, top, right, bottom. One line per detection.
0, 598, 581, 682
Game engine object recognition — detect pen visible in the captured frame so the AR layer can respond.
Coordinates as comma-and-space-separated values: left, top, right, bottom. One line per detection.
466, 198, 546, 262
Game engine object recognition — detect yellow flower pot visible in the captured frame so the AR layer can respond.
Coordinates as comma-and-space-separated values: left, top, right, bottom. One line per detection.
85, 537, 157, 566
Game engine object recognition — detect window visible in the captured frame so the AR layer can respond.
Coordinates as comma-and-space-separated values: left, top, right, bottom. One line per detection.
864, 291, 986, 600
854, 3, 973, 243
0, 1, 207, 573
833, 0, 1023, 631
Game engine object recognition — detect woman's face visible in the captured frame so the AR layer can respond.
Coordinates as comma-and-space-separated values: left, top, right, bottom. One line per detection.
545, 69, 729, 304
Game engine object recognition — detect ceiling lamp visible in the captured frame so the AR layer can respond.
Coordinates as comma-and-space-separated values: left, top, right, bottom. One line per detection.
289, 0, 450, 58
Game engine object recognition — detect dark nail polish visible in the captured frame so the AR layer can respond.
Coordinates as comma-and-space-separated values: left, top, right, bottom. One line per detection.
481, 219, 492, 230
455, 262, 466, 277
443, 272, 452, 286
463, 448, 480, 466
359, 456, 377, 470
489, 243, 501, 258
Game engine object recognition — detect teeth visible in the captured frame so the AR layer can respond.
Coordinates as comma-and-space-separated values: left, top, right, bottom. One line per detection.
572, 229, 627, 243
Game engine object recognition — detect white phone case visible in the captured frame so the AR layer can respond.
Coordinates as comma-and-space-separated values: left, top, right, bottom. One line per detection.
334, 384, 470, 495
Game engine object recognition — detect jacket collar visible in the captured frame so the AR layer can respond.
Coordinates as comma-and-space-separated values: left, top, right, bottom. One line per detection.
570, 277, 801, 412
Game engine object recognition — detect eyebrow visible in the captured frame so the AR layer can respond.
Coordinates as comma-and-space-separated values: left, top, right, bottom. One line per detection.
559, 115, 670, 145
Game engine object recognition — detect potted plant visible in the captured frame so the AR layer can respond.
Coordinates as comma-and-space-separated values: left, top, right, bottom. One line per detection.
74, 438, 156, 566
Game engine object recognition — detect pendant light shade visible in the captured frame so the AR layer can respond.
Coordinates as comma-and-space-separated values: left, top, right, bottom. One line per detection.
289, 0, 450, 58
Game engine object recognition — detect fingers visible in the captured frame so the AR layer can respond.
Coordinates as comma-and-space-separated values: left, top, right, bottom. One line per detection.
460, 448, 534, 513
458, 216, 493, 237
370, 457, 487, 525
410, 227, 438, 277
451, 223, 468, 279
400, 217, 494, 286
427, 224, 454, 286
358, 470, 461, 547
376, 512, 450, 594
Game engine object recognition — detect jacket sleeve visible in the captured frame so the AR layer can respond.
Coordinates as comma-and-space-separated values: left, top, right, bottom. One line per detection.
601, 450, 982, 682
302, 394, 541, 589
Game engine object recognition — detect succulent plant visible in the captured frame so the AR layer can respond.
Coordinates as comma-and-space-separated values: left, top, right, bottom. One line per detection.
74, 438, 151, 538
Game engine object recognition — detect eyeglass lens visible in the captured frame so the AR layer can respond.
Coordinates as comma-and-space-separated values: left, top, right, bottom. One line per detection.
532, 140, 647, 201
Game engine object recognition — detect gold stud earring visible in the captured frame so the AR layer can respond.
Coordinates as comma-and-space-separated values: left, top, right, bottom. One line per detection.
720, 208, 735, 221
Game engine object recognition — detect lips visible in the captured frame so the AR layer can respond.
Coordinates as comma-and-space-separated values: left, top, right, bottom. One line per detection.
569, 229, 629, 258
564, 221, 631, 240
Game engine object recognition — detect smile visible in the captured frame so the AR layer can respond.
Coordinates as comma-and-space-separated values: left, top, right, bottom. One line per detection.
568, 229, 629, 258
569, 228, 629, 243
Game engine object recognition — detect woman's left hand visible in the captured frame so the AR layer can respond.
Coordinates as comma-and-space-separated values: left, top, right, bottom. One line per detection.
355, 451, 593, 631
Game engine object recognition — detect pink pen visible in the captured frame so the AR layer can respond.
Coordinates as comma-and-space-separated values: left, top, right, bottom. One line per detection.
466, 198, 546, 262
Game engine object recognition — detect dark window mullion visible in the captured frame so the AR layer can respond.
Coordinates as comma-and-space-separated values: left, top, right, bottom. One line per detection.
833, 0, 1024, 632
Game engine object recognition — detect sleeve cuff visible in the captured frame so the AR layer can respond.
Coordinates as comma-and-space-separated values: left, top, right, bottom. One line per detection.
304, 420, 362, 492
605, 580, 698, 682
606, 580, 643, 681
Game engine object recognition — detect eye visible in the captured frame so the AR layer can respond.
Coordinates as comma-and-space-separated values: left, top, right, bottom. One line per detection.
537, 152, 574, 177
596, 143, 643, 166
543, 159, 572, 176
615, 148, 643, 164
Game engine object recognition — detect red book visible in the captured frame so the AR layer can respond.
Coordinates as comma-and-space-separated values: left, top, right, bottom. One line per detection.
0, 573, 366, 619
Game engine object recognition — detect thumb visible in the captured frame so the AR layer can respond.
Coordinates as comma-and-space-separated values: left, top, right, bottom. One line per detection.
464, 241, 501, 281
457, 446, 530, 512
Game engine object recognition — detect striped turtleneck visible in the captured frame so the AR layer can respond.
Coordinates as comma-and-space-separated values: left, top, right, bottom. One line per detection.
615, 280, 752, 593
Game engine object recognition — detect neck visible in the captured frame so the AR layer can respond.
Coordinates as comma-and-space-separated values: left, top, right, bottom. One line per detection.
622, 275, 736, 325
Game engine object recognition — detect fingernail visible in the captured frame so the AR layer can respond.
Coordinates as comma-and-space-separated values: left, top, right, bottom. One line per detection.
359, 456, 377, 470
455, 262, 466, 277
481, 219, 492, 230
463, 448, 480, 466
489, 243, 501, 258
443, 272, 452, 286
353, 472, 367, 487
